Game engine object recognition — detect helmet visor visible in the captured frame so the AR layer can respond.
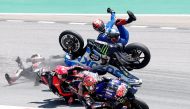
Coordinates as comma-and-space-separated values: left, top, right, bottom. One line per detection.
96, 25, 105, 33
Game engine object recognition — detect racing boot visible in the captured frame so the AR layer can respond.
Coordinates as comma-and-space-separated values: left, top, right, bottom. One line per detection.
15, 56, 24, 69
5, 73, 12, 85
116, 10, 136, 26
5, 69, 24, 85
126, 10, 136, 23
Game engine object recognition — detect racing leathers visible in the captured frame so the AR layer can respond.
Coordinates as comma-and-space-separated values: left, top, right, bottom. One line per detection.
78, 75, 131, 109
97, 9, 134, 45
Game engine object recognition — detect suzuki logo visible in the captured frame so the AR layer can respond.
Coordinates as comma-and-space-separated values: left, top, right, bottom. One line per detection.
78, 56, 122, 77
80, 57, 99, 68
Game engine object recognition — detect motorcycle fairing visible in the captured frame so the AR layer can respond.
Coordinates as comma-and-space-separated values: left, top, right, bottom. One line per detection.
64, 47, 140, 86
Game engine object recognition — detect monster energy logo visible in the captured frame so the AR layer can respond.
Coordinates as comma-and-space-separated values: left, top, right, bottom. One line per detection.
100, 44, 109, 55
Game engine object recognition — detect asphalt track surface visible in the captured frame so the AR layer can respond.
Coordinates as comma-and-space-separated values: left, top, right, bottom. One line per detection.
0, 18, 190, 109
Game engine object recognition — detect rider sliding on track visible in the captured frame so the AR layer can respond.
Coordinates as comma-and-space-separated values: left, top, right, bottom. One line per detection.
5, 54, 45, 86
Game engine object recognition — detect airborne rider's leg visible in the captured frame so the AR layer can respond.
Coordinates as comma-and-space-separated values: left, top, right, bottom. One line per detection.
117, 25, 129, 45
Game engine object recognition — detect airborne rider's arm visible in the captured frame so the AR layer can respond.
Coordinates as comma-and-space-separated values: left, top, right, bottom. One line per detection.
105, 12, 116, 33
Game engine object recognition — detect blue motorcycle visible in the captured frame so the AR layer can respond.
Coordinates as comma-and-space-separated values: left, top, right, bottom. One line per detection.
59, 7, 150, 85
68, 70, 149, 109
59, 30, 150, 85
59, 9, 150, 71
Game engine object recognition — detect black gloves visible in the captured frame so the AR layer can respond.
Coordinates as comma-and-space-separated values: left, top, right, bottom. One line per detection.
107, 8, 115, 14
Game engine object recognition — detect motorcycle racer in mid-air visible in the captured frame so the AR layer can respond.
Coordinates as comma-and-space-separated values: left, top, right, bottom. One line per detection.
63, 8, 142, 85
72, 8, 136, 60
91, 8, 136, 64
93, 8, 136, 45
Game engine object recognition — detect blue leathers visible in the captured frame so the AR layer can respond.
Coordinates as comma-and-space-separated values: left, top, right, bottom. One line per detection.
97, 12, 129, 45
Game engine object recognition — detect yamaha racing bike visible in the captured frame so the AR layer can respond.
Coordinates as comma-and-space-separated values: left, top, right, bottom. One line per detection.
68, 70, 149, 109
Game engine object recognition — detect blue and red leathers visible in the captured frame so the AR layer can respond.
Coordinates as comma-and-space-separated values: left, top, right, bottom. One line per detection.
97, 12, 129, 45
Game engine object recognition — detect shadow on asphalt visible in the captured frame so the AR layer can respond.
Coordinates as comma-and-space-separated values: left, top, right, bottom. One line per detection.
29, 98, 83, 108
41, 89, 51, 92
2, 80, 31, 87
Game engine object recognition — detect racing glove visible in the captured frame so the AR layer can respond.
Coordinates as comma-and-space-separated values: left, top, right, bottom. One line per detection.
107, 8, 115, 14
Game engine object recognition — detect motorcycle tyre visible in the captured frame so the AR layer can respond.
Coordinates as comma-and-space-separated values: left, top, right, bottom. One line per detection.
130, 98, 149, 109
59, 30, 84, 58
124, 43, 151, 69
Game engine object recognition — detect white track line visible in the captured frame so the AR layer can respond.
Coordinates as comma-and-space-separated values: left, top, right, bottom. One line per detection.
37, 21, 56, 24
160, 27, 177, 30
130, 25, 148, 28
6, 20, 24, 22
69, 22, 87, 25
3, 20, 182, 30
0, 105, 41, 109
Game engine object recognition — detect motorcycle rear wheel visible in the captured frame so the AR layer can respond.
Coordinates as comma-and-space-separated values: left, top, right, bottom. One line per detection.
124, 42, 151, 69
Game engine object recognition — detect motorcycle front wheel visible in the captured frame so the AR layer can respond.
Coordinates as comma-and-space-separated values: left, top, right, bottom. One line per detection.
130, 98, 149, 109
59, 30, 84, 58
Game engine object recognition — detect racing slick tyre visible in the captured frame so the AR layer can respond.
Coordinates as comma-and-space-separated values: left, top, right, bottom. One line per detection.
59, 30, 84, 58
124, 43, 151, 69
131, 98, 149, 109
